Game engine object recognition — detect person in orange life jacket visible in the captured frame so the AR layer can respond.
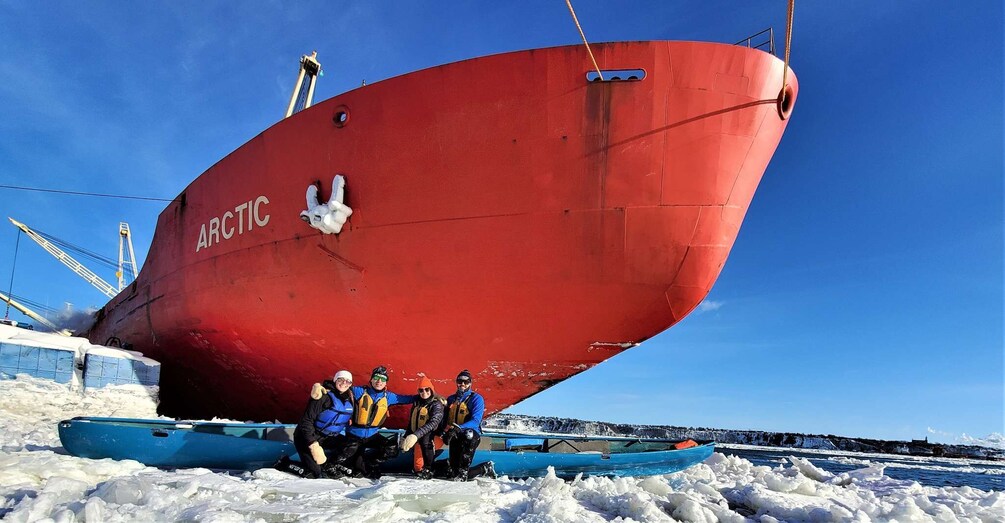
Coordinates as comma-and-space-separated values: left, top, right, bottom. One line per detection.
439, 369, 495, 481
331, 366, 417, 479
399, 375, 445, 480
274, 370, 354, 479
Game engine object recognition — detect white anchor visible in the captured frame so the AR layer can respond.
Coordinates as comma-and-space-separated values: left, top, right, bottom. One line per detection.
300, 175, 353, 234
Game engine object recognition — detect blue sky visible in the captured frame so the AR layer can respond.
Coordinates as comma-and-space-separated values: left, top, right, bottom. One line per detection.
0, 2, 1001, 444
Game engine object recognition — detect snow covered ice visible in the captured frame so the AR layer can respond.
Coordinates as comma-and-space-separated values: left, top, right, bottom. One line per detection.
1, 376, 1002, 522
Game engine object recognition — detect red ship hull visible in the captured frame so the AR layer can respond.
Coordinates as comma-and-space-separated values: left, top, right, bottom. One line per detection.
86, 41, 797, 425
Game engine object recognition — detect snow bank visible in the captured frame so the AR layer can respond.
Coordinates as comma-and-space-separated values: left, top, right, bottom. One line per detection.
0, 324, 160, 390
1, 375, 1001, 522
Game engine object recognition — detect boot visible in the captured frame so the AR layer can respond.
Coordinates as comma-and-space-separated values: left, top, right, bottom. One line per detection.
363, 458, 383, 479
323, 462, 352, 479
433, 462, 453, 479
450, 470, 468, 482
273, 455, 308, 478
416, 468, 434, 480
272, 455, 290, 471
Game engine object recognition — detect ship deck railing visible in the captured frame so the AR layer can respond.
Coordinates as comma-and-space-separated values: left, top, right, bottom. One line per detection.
735, 28, 776, 56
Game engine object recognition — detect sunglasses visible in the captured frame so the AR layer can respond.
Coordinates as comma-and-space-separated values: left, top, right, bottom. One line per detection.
456, 379, 471, 384
418, 388, 432, 393
335, 378, 352, 384
372, 376, 387, 383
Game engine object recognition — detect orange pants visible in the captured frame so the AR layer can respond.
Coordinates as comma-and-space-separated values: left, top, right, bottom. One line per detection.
413, 436, 443, 471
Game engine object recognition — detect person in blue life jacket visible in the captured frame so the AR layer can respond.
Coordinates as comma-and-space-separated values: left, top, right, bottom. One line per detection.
274, 369, 355, 479
330, 366, 417, 479
398, 375, 445, 479
439, 369, 496, 481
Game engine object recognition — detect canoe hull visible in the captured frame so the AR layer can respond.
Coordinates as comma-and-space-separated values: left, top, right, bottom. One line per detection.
58, 417, 713, 477
388, 441, 715, 479
58, 417, 295, 471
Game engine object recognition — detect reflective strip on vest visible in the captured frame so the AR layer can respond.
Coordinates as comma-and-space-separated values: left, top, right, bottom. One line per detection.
410, 404, 430, 432
354, 389, 389, 427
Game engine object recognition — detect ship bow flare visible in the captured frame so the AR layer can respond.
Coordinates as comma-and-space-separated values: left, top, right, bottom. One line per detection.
88, 41, 796, 422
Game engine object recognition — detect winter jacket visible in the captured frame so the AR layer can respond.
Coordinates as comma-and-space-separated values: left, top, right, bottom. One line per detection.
445, 390, 485, 434
407, 395, 445, 440
297, 379, 354, 444
347, 385, 416, 439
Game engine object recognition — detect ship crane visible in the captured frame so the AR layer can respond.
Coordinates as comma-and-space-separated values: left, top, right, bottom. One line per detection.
8, 217, 118, 299
284, 51, 322, 118
117, 222, 139, 291
0, 291, 70, 335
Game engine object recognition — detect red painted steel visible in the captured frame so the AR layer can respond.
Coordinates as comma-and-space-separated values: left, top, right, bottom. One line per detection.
86, 41, 798, 425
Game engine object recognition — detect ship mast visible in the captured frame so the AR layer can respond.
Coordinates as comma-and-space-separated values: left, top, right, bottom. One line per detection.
284, 51, 322, 118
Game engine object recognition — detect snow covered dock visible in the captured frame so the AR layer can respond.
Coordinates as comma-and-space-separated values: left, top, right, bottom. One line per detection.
0, 323, 159, 389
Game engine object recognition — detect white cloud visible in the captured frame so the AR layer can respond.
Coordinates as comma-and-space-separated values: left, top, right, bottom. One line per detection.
928, 427, 1005, 449
927, 426, 955, 440
697, 300, 723, 313
959, 432, 1005, 450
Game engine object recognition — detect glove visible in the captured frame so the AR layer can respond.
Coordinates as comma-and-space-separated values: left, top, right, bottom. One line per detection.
308, 441, 328, 465
310, 383, 327, 400
441, 427, 456, 445
400, 434, 418, 451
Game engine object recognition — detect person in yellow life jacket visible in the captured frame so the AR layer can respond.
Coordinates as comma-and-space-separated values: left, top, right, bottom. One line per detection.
399, 375, 445, 480
274, 370, 354, 479
439, 369, 496, 481
330, 366, 416, 479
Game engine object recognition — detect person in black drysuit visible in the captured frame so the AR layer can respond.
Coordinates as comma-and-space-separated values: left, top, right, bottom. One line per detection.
274, 369, 354, 479
437, 369, 495, 481
398, 375, 445, 479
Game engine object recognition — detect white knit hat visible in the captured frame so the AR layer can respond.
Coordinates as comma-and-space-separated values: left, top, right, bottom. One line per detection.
334, 370, 352, 382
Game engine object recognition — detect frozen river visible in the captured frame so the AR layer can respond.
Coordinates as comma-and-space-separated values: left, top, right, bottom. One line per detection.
2, 376, 1002, 522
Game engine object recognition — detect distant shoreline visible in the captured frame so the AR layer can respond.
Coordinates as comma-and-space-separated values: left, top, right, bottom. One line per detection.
487, 413, 1004, 461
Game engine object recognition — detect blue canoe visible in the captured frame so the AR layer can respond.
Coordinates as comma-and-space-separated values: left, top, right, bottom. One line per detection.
58, 417, 297, 471
447, 435, 714, 478
58, 417, 714, 477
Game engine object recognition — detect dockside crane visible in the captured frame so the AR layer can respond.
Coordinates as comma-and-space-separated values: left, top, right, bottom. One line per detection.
8, 218, 119, 299
117, 222, 138, 291
0, 291, 70, 335
285, 51, 322, 118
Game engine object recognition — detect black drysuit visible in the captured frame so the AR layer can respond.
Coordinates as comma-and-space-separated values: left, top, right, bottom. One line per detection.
280, 380, 351, 478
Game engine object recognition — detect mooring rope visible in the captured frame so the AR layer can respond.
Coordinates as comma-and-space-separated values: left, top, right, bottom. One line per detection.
781, 0, 795, 90
5, 230, 20, 319
565, 0, 603, 81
